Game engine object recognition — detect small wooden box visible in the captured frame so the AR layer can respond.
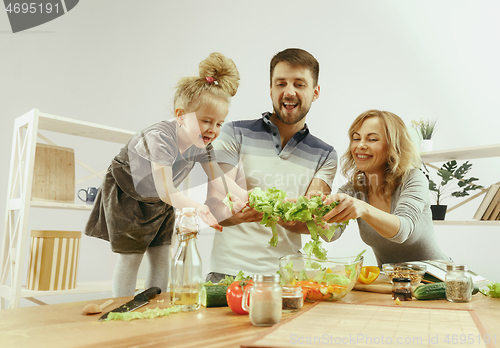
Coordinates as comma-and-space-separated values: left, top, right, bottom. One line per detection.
31, 143, 75, 203
27, 230, 81, 291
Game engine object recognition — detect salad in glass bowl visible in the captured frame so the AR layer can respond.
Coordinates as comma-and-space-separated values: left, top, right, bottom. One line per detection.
279, 253, 364, 301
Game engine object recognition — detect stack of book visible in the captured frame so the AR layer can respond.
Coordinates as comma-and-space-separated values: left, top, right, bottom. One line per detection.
473, 183, 500, 220
412, 260, 488, 284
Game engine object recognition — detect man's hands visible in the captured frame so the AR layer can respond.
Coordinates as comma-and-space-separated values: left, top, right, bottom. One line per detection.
219, 202, 263, 226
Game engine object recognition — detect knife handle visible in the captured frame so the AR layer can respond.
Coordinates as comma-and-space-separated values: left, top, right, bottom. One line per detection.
134, 287, 161, 301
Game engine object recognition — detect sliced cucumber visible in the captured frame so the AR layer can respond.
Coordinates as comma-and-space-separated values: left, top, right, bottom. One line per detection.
201, 285, 228, 307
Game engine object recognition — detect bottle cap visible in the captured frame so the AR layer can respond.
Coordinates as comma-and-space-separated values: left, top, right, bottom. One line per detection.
447, 264, 467, 271
253, 274, 280, 282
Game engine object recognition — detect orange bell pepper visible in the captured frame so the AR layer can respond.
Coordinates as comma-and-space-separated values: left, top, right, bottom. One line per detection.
358, 266, 380, 284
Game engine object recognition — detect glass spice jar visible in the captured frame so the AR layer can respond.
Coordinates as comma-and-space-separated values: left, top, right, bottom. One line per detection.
282, 285, 304, 313
392, 277, 412, 301
242, 274, 282, 326
445, 264, 472, 303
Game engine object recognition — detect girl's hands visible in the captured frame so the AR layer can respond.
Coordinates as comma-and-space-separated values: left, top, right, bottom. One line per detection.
228, 194, 247, 215
196, 204, 223, 232
321, 193, 368, 223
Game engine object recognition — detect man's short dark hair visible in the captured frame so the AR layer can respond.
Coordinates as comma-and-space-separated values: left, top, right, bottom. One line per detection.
270, 48, 319, 86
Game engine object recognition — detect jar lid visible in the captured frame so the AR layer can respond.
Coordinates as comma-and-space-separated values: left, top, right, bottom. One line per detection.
253, 274, 280, 282
392, 277, 411, 283
182, 207, 196, 213
447, 264, 467, 271
282, 285, 303, 296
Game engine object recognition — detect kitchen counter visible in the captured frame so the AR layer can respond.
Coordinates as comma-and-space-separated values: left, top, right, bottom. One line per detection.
1, 290, 498, 348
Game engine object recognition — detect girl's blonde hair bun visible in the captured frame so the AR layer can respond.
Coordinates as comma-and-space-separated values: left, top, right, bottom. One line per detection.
199, 52, 239, 97
174, 52, 240, 112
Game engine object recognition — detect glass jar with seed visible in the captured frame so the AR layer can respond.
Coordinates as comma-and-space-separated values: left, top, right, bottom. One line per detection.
392, 277, 412, 301
282, 285, 304, 312
445, 264, 472, 303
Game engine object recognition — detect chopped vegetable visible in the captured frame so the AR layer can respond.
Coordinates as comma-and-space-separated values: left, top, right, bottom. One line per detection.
480, 282, 500, 298
358, 266, 381, 285
204, 271, 250, 286
303, 240, 328, 260
222, 193, 234, 212
345, 249, 366, 280
103, 307, 180, 321
201, 285, 228, 307
295, 280, 349, 301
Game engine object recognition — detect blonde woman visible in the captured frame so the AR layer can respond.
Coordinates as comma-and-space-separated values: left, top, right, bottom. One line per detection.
322, 109, 448, 266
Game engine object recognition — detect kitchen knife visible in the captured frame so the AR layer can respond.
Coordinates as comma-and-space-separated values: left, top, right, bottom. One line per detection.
99, 287, 161, 321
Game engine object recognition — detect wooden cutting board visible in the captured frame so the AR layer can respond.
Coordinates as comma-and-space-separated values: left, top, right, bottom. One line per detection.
243, 302, 493, 348
353, 274, 392, 293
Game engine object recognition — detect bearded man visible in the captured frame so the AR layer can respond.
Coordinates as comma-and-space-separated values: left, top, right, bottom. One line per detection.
205, 48, 338, 282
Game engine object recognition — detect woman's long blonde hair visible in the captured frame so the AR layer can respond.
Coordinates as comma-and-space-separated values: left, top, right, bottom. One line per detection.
174, 52, 240, 113
341, 109, 421, 199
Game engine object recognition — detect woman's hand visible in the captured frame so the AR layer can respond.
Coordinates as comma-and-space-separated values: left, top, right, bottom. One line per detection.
306, 190, 327, 200
196, 204, 223, 232
322, 193, 368, 223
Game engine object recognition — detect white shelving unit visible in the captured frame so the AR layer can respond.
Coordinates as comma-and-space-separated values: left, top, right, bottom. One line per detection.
0, 109, 136, 309
421, 143, 500, 226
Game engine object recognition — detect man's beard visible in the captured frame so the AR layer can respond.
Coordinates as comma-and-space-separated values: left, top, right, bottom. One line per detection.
273, 99, 311, 125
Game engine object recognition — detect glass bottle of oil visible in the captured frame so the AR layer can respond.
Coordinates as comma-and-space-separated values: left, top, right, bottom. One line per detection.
170, 207, 202, 311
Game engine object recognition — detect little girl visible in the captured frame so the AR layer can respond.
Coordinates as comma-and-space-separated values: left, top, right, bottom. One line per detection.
85, 52, 247, 296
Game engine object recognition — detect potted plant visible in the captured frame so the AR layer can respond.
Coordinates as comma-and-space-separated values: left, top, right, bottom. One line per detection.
411, 118, 437, 152
423, 160, 483, 220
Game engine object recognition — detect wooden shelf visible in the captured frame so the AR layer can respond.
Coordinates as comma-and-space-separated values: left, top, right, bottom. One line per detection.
420, 143, 500, 225
421, 143, 500, 162
37, 112, 136, 144
1, 109, 137, 309
0, 282, 112, 298
433, 220, 500, 226
8, 199, 94, 211
18, 279, 144, 298
30, 201, 94, 211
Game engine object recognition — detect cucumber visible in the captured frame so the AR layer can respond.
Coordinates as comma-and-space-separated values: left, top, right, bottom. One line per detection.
200, 285, 228, 307
414, 282, 480, 300
413, 283, 447, 300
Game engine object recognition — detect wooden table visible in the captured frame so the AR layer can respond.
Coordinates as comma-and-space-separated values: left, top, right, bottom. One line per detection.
1, 290, 498, 348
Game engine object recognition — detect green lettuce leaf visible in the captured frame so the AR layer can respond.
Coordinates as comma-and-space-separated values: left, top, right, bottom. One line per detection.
222, 193, 233, 212
104, 307, 180, 321
247, 187, 352, 259
480, 282, 500, 298
323, 273, 351, 286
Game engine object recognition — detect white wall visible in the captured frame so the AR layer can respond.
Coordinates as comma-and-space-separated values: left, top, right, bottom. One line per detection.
1, 0, 499, 307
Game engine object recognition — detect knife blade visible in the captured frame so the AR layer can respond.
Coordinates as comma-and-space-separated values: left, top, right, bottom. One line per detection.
99, 287, 161, 321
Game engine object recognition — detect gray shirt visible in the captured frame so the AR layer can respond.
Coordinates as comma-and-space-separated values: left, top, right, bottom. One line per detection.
331, 169, 449, 266
128, 119, 210, 198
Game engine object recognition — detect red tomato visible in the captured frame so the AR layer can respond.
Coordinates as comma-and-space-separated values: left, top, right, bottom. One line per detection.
226, 279, 254, 315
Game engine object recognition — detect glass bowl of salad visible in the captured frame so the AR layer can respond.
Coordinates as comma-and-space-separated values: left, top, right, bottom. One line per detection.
279, 254, 364, 301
